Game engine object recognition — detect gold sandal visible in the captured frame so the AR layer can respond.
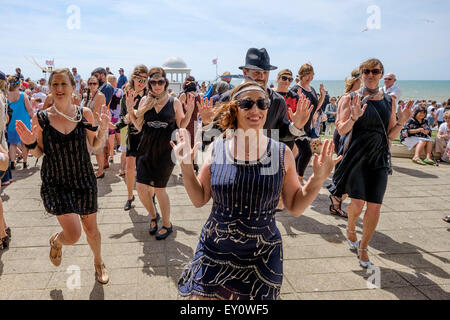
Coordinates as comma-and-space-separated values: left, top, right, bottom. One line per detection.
49, 232, 62, 267
94, 263, 109, 284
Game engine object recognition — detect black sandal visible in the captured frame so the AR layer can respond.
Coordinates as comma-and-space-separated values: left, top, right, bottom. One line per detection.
5, 227, 11, 238
149, 213, 161, 235
443, 216, 450, 223
1, 236, 10, 250
155, 224, 173, 240
329, 195, 348, 218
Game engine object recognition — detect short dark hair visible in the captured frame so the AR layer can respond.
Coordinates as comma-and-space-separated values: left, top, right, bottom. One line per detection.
91, 67, 106, 76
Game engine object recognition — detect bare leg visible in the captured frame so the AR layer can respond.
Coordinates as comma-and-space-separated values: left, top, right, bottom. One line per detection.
346, 198, 365, 243
95, 153, 104, 176
8, 144, 16, 165
359, 202, 382, 262
108, 135, 115, 160
136, 182, 157, 218
0, 197, 6, 239
425, 141, 433, 159
125, 156, 136, 200
414, 141, 426, 159
54, 214, 82, 247
22, 146, 28, 164
154, 187, 171, 235
80, 213, 103, 265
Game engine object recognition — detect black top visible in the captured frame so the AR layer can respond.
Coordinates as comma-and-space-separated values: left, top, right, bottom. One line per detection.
37, 107, 97, 215
290, 84, 320, 137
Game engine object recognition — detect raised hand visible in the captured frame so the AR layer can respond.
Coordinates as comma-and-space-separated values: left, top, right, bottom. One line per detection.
184, 92, 195, 114
349, 95, 367, 121
97, 104, 112, 130
125, 89, 137, 112
288, 92, 314, 130
16, 120, 41, 145
397, 100, 414, 125
197, 97, 214, 124
319, 83, 326, 97
312, 139, 343, 180
170, 128, 200, 165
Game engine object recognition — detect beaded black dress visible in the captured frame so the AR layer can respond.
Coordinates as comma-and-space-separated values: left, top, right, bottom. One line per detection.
178, 138, 286, 300
37, 107, 97, 215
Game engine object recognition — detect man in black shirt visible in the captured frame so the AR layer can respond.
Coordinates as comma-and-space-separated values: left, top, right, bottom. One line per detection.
201, 48, 312, 144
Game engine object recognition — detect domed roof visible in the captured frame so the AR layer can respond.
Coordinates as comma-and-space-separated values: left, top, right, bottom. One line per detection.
162, 57, 187, 69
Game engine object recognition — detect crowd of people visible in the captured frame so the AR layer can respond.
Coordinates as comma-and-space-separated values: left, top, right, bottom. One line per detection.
0, 48, 449, 299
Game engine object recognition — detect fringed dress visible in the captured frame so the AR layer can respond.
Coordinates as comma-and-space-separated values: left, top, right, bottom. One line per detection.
178, 138, 286, 300
37, 107, 98, 215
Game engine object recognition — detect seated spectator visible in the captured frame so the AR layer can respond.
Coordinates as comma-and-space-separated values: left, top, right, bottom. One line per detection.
211, 81, 229, 105
400, 106, 435, 165
435, 110, 450, 163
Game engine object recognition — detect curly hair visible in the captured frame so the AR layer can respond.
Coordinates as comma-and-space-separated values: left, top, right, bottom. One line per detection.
214, 81, 268, 131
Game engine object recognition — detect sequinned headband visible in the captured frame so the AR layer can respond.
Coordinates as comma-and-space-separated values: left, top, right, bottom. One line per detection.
231, 86, 267, 100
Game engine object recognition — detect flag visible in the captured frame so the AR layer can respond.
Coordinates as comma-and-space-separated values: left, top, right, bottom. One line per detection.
212, 58, 217, 65
46, 60, 54, 66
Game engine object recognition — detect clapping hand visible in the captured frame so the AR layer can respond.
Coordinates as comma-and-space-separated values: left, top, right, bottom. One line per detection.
288, 92, 314, 130
197, 97, 214, 124
16, 120, 41, 145
397, 100, 414, 126
349, 95, 367, 121
97, 104, 111, 130
170, 128, 200, 165
312, 140, 342, 180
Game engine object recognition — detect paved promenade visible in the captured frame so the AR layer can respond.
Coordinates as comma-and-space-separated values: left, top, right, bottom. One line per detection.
0, 155, 449, 300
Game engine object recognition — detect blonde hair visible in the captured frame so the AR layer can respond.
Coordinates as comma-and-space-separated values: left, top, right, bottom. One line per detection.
48, 68, 76, 87
107, 74, 117, 84
444, 110, 450, 121
124, 64, 148, 94
344, 67, 361, 93
0, 79, 7, 96
7, 75, 21, 91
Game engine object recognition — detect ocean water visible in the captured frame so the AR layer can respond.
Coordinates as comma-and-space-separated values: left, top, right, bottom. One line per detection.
227, 80, 450, 102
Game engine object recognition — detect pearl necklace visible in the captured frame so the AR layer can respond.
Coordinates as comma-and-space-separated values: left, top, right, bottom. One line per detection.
53, 105, 82, 123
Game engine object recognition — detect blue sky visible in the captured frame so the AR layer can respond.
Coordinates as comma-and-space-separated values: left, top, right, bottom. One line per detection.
1, 0, 449, 81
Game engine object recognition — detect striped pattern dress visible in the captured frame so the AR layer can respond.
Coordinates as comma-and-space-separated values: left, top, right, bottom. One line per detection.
178, 137, 286, 300
37, 107, 97, 215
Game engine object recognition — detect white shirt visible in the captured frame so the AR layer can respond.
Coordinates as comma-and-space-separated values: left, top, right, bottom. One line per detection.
383, 85, 401, 111
73, 73, 81, 91
439, 122, 449, 136
436, 107, 445, 122
427, 106, 435, 118
32, 92, 47, 101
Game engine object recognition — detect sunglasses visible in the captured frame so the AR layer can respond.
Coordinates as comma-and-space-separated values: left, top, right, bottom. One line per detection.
88, 82, 98, 86
384, 78, 393, 81
362, 69, 382, 75
149, 79, 165, 86
134, 77, 148, 84
237, 98, 270, 110
280, 76, 293, 82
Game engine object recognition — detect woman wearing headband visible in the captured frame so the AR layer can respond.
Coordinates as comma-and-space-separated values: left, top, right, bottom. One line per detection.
16, 68, 111, 284
125, 67, 194, 240
6, 75, 34, 170
174, 81, 340, 300
328, 59, 413, 268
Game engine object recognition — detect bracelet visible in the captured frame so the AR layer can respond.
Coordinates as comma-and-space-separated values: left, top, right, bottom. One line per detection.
25, 140, 38, 150
350, 115, 357, 122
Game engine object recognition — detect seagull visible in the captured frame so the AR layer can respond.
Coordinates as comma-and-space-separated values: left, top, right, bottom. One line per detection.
361, 27, 369, 32
422, 19, 435, 23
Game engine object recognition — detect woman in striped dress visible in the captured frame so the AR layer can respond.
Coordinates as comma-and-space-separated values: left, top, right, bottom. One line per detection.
16, 68, 111, 284
173, 81, 341, 300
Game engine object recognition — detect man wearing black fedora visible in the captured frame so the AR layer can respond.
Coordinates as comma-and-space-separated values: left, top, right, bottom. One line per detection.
201, 48, 312, 143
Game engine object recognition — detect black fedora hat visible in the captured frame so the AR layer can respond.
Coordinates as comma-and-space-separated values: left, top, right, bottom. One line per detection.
239, 48, 277, 71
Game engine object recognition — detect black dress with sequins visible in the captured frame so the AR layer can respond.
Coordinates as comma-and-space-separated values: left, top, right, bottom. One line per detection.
178, 138, 286, 300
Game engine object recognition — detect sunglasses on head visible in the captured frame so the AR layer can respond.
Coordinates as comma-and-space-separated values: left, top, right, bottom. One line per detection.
149, 79, 165, 86
237, 98, 270, 110
362, 69, 382, 75
280, 76, 293, 82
